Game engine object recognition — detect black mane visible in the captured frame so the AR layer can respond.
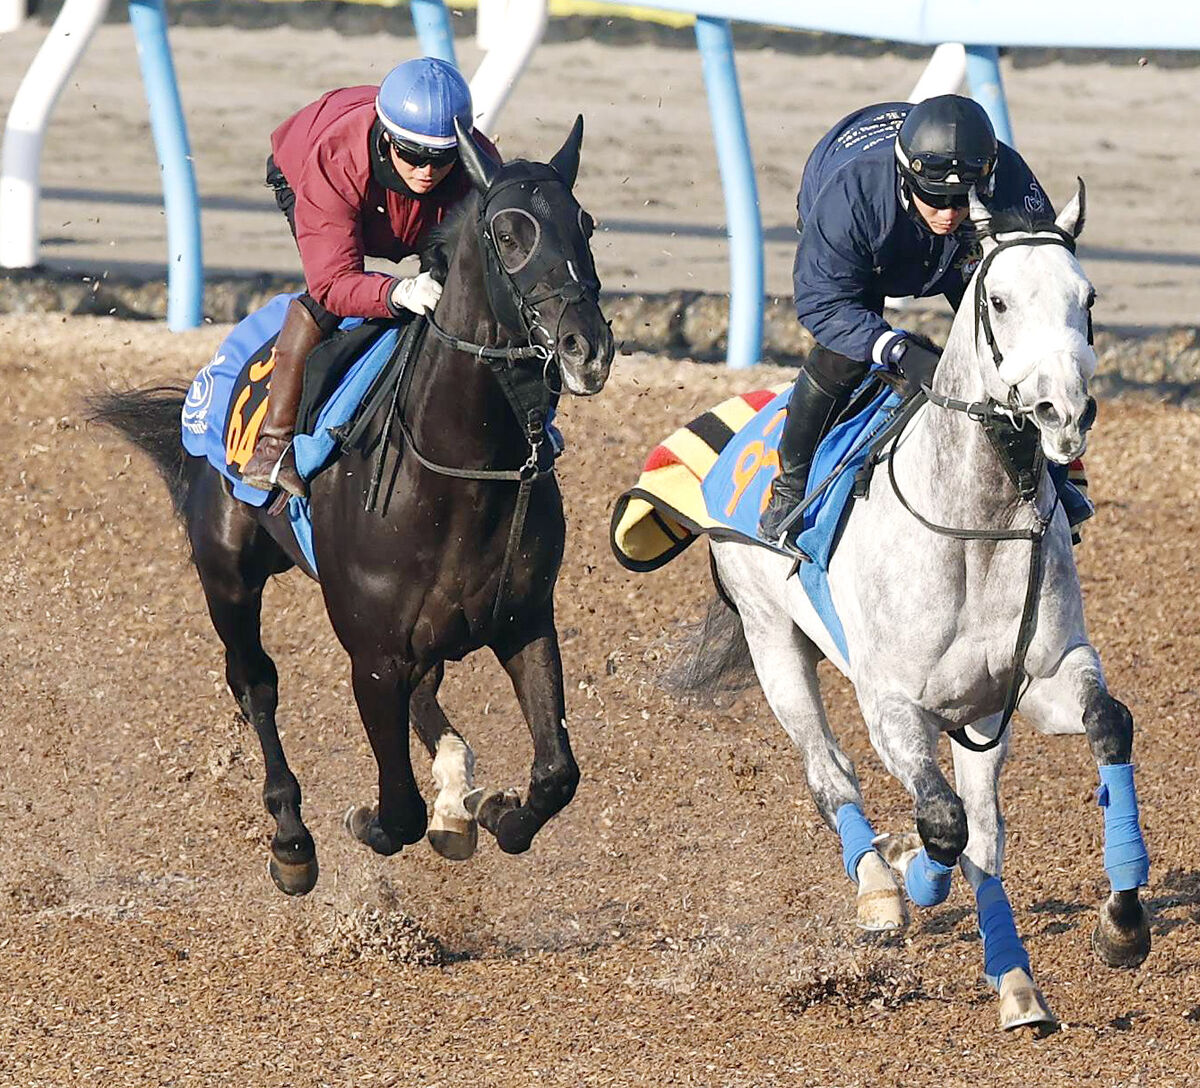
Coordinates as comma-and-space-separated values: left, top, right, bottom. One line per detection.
419, 195, 474, 282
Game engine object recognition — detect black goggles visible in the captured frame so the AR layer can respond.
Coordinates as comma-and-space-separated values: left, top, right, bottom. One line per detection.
912, 186, 970, 210
388, 136, 458, 169
907, 152, 992, 185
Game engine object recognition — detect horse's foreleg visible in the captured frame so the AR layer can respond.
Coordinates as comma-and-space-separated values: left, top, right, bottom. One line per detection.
344, 658, 428, 856
869, 697, 966, 908
482, 617, 578, 855
952, 737, 1055, 1030
190, 480, 316, 896
1020, 645, 1151, 968
409, 665, 478, 861
740, 608, 905, 931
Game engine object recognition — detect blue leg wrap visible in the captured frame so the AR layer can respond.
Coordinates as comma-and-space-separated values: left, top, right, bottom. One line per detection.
835, 803, 877, 883
905, 848, 954, 907
1097, 763, 1150, 891
976, 876, 1031, 991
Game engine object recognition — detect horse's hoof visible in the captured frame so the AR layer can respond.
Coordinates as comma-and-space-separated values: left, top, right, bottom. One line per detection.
344, 804, 375, 843
343, 804, 406, 856
1092, 895, 1151, 968
997, 969, 1057, 1031
872, 831, 923, 874
267, 854, 319, 897
856, 887, 908, 932
428, 814, 478, 861
494, 807, 540, 855
855, 850, 908, 932
463, 786, 521, 822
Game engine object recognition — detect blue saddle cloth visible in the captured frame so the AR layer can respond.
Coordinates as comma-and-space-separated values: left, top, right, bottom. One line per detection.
698, 381, 1093, 665
181, 292, 566, 577
180, 293, 398, 573
701, 382, 903, 661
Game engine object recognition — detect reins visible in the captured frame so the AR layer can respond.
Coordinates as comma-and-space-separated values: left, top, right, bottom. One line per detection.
366, 169, 596, 628
886, 227, 1079, 752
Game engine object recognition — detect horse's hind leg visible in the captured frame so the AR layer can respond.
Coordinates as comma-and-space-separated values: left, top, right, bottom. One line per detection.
951, 735, 1055, 1030
738, 603, 905, 931
189, 473, 317, 896
1019, 644, 1150, 968
409, 665, 478, 861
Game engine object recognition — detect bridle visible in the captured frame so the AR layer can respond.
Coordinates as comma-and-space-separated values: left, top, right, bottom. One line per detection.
426, 164, 602, 379
887, 226, 1092, 752
389, 164, 603, 624
923, 225, 1092, 428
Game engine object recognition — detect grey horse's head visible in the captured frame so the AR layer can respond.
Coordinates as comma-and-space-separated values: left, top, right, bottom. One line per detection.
966, 180, 1097, 463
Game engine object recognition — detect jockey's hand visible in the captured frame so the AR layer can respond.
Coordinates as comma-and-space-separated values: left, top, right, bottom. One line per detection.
390, 272, 443, 316
891, 337, 942, 397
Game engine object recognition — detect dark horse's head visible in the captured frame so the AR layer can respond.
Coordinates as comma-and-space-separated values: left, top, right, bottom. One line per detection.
448, 115, 614, 395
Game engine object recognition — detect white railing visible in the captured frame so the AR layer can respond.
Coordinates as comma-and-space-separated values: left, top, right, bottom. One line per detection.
5, 1, 1198, 339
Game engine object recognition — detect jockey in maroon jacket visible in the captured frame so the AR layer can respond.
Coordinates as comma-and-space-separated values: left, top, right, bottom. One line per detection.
241, 56, 499, 499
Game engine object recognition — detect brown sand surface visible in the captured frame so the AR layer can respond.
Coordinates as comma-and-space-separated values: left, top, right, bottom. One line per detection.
1, 24, 1199, 328
0, 313, 1198, 1085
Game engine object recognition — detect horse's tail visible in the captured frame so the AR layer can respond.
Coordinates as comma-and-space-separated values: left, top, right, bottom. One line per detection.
661, 583, 758, 701
88, 385, 191, 517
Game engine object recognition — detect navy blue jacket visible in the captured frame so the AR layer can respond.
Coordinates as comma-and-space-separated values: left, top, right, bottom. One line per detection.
792, 102, 1052, 363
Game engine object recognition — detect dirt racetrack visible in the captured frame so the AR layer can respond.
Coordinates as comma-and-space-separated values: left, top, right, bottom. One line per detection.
0, 313, 1198, 1086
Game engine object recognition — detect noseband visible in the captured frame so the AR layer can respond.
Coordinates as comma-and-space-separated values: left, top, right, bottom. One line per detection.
425, 163, 602, 388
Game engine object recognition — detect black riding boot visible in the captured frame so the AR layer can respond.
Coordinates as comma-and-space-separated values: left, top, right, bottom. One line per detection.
759, 367, 855, 545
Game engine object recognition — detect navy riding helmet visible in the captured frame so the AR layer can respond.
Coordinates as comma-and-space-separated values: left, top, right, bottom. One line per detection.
376, 57, 473, 158
895, 94, 998, 199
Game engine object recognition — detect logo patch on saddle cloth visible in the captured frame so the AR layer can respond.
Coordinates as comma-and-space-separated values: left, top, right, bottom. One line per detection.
222, 339, 279, 479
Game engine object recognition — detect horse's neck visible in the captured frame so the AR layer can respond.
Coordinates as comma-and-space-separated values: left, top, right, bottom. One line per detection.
903, 310, 1042, 528
407, 222, 529, 465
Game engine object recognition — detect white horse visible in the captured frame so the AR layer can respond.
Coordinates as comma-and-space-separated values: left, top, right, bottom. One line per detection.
686, 182, 1150, 1030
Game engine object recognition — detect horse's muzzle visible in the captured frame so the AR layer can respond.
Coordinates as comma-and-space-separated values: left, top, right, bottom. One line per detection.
558, 322, 614, 396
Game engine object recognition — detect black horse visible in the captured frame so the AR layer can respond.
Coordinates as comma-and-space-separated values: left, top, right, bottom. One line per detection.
93, 117, 614, 895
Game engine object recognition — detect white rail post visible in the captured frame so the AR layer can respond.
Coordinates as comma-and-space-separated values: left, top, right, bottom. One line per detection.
907, 42, 966, 102
0, 0, 27, 33
469, 0, 548, 135
0, 0, 112, 269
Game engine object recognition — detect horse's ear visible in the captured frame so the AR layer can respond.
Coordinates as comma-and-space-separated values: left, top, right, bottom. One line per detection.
968, 185, 997, 253
1055, 177, 1087, 240
550, 115, 584, 189
455, 116, 499, 194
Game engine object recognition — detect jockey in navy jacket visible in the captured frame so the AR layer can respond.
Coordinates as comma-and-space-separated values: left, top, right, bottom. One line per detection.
760, 94, 1054, 546
792, 101, 1051, 366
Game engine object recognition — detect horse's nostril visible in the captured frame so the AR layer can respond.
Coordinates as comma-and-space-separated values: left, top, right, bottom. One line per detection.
560, 332, 589, 361
1034, 401, 1061, 428
1080, 396, 1098, 432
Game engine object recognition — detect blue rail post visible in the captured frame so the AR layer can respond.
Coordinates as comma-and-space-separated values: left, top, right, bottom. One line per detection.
129, 0, 203, 330
410, 0, 458, 66
694, 16, 763, 370
964, 45, 1015, 147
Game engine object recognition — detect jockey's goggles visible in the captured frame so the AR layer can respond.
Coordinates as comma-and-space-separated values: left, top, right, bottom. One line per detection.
912, 185, 970, 210
904, 151, 993, 191
388, 136, 459, 169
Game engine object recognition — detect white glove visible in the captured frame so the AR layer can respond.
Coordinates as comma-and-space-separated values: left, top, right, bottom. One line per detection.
390, 272, 442, 315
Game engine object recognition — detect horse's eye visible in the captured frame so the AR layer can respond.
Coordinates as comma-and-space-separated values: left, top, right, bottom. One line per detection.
497, 232, 516, 248
989, 295, 1007, 314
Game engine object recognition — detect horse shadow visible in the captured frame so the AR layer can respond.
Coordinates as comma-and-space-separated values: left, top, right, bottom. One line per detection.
1024, 870, 1200, 938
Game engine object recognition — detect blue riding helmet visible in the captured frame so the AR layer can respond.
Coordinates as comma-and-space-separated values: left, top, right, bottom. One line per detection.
375, 57, 473, 151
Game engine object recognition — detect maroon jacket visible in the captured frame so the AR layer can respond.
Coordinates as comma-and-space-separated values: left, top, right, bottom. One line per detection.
270, 85, 497, 319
